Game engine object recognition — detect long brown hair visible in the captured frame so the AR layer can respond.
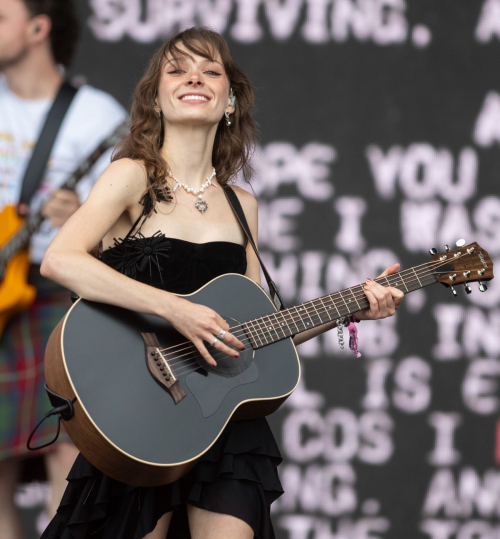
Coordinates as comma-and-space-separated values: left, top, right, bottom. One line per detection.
113, 27, 258, 208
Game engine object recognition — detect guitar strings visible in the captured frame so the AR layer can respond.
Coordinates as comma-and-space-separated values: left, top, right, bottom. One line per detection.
159, 254, 458, 355
156, 255, 469, 374
165, 268, 445, 371
157, 256, 447, 358
168, 271, 440, 375
158, 256, 466, 370
166, 266, 462, 378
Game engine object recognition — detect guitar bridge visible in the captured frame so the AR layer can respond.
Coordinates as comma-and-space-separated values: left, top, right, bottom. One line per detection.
141, 332, 186, 404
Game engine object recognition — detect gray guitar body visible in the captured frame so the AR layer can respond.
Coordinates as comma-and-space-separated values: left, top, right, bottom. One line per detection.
45, 273, 300, 487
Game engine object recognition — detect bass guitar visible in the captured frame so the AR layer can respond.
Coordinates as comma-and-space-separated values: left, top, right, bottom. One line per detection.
44, 241, 493, 487
0, 121, 129, 337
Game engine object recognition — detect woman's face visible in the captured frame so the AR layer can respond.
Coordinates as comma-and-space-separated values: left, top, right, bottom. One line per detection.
156, 42, 234, 128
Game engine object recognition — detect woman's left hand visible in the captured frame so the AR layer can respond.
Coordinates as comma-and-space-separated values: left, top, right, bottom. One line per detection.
43, 189, 81, 228
355, 263, 405, 321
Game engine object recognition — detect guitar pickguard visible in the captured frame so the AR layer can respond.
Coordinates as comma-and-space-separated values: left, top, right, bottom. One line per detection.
186, 361, 259, 418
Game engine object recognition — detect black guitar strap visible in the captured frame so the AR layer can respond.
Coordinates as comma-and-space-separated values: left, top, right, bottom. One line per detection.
223, 186, 286, 311
19, 81, 79, 210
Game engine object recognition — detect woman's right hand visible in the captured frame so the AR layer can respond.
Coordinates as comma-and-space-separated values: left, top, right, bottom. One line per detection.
165, 296, 246, 367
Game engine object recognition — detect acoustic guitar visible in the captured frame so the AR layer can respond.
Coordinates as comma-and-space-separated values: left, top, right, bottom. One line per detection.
0, 122, 128, 337
44, 241, 493, 487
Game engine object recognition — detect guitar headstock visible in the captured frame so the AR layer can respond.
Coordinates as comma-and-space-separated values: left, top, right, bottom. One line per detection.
430, 241, 494, 295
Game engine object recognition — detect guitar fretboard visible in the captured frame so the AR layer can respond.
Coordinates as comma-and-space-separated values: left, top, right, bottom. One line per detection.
242, 263, 437, 349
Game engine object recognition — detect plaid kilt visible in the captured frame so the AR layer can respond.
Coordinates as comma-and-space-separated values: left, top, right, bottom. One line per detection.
0, 265, 72, 461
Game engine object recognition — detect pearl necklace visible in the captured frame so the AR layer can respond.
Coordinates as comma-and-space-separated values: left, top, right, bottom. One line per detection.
168, 167, 216, 214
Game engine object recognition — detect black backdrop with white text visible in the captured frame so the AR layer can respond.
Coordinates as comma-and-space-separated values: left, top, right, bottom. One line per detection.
19, 1, 500, 538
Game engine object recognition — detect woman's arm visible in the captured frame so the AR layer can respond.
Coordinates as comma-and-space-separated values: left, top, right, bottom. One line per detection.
41, 159, 245, 366
235, 188, 404, 346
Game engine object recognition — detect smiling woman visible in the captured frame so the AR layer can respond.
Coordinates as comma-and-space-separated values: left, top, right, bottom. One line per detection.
39, 26, 403, 539
112, 28, 257, 214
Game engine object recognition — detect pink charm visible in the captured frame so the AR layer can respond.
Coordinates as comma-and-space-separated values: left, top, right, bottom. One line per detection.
347, 320, 361, 358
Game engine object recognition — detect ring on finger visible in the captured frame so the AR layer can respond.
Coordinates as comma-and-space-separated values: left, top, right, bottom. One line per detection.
217, 329, 226, 340
211, 337, 218, 347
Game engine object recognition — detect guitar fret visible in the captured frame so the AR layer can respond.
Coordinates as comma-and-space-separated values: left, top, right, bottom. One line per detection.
292, 307, 307, 333
246, 320, 263, 348
348, 287, 362, 310
398, 273, 409, 292
287, 308, 301, 335
272, 312, 289, 339
338, 291, 351, 316
297, 304, 314, 330
309, 300, 323, 327
276, 311, 293, 338
265, 314, 281, 341
412, 268, 423, 288
327, 295, 342, 318
258, 316, 273, 343
254, 319, 269, 345
319, 297, 333, 321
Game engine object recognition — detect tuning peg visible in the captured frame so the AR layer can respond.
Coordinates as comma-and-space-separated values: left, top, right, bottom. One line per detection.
429, 247, 437, 255
455, 239, 466, 247
450, 285, 458, 297
479, 281, 488, 292
463, 283, 472, 294
444, 244, 451, 252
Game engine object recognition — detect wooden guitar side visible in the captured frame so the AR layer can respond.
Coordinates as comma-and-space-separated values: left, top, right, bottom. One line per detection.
45, 315, 197, 486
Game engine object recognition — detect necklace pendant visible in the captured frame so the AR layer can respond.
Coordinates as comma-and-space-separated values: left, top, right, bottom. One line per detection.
195, 199, 208, 213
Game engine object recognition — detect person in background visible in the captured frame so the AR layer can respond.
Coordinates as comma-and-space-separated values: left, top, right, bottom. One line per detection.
0, 0, 126, 537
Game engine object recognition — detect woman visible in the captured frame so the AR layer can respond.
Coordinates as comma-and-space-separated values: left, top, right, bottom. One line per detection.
40, 27, 403, 539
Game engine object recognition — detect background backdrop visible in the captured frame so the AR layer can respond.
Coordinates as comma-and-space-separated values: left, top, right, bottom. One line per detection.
19, 1, 500, 538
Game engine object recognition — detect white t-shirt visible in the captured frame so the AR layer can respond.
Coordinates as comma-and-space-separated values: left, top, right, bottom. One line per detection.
0, 76, 127, 263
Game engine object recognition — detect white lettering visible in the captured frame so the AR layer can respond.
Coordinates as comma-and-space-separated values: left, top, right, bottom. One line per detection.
392, 356, 432, 413
334, 197, 367, 254
427, 412, 462, 466
462, 359, 500, 414
475, 0, 500, 43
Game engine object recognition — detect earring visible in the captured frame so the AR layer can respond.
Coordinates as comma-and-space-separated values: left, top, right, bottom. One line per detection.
156, 109, 161, 118
225, 111, 231, 126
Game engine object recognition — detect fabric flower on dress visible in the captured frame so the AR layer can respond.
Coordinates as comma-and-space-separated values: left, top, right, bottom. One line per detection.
103, 231, 171, 284
140, 183, 172, 216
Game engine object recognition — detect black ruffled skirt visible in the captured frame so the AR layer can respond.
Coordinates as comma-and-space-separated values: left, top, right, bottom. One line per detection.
41, 418, 283, 539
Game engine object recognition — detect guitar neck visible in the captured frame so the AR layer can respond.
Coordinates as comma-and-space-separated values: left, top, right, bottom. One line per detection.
243, 262, 437, 349
0, 121, 128, 262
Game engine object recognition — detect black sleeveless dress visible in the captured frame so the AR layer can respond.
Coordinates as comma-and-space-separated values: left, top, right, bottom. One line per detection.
41, 193, 283, 539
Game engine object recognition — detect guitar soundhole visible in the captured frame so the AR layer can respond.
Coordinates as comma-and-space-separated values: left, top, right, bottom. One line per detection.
197, 316, 254, 378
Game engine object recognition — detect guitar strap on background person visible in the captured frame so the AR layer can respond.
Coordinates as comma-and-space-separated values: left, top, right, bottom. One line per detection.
18, 81, 79, 213
224, 185, 287, 312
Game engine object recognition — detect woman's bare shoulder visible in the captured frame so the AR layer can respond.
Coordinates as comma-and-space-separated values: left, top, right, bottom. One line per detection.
229, 184, 258, 214
92, 158, 149, 204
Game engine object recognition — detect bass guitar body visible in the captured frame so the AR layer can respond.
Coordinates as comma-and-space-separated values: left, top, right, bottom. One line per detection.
0, 205, 36, 337
45, 273, 300, 487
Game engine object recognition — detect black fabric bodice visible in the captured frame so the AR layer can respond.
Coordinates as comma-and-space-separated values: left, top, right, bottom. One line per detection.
101, 234, 247, 294
99, 187, 247, 293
